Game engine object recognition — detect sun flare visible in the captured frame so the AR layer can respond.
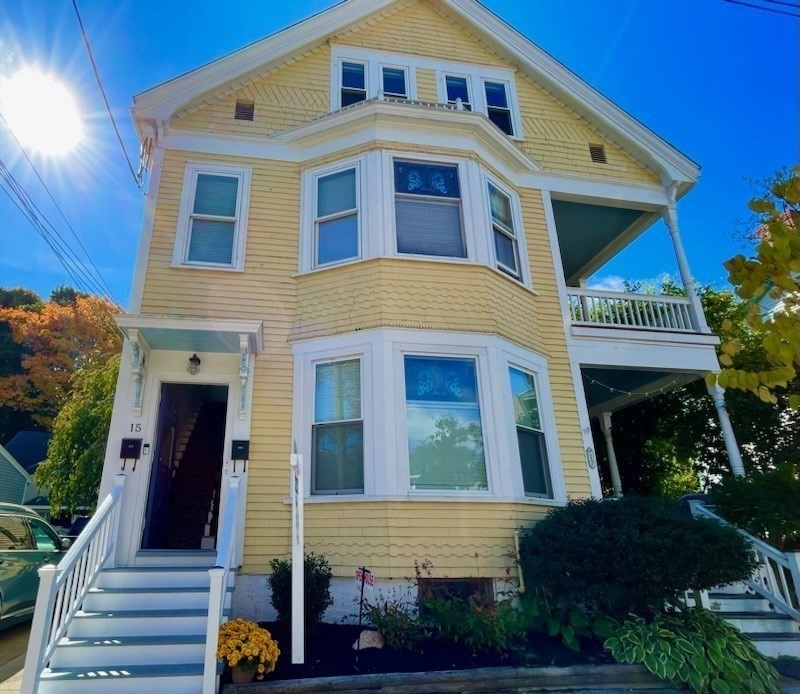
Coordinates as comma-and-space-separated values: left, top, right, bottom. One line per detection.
0, 67, 83, 156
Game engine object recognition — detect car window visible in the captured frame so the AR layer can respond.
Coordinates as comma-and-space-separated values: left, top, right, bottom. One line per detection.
28, 519, 61, 552
0, 515, 34, 550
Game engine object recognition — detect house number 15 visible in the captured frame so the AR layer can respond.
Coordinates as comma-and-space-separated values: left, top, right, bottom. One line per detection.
130, 423, 142, 433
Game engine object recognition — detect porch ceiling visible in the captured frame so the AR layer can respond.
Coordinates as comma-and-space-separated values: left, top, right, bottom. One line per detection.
116, 315, 264, 354
551, 200, 653, 284
582, 366, 701, 416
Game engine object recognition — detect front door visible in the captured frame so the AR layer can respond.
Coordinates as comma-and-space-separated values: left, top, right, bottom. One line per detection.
140, 383, 228, 551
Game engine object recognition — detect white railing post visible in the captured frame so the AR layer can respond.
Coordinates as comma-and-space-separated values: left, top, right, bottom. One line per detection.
20, 567, 58, 694
203, 568, 226, 694
290, 453, 305, 665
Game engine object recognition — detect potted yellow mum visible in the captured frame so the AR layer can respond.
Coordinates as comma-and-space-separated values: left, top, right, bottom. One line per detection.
217, 618, 280, 684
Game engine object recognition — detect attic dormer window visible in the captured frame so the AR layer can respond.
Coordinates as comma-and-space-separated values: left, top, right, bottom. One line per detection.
381, 67, 408, 99
589, 144, 607, 163
234, 100, 255, 121
341, 62, 367, 107
484, 81, 514, 136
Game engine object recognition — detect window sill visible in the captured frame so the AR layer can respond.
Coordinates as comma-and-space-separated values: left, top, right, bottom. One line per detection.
283, 494, 564, 506
171, 262, 245, 273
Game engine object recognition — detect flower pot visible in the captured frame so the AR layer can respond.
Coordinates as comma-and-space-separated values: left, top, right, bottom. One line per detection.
232, 666, 256, 684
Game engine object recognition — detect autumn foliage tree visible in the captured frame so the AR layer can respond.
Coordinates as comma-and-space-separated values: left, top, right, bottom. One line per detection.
711, 166, 800, 408
0, 293, 122, 427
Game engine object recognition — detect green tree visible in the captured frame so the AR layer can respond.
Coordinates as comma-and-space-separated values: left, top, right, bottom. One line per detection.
35, 354, 120, 512
711, 166, 800, 408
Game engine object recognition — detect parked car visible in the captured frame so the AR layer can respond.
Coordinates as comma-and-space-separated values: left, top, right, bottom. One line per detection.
0, 503, 68, 630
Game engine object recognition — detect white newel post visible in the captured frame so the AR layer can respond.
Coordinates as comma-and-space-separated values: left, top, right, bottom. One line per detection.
707, 383, 746, 477
663, 188, 709, 333
290, 452, 305, 664
20, 566, 58, 694
599, 412, 623, 498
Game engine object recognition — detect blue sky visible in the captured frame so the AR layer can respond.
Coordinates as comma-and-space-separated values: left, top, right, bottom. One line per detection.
0, 0, 797, 306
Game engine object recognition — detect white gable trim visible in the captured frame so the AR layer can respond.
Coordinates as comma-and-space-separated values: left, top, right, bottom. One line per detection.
132, 0, 699, 187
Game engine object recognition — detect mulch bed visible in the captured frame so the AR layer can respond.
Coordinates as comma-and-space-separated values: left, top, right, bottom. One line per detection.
219, 622, 613, 685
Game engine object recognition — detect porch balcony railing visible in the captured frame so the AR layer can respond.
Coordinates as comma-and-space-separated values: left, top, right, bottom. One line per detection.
21, 474, 127, 694
202, 475, 241, 694
566, 288, 696, 332
691, 501, 800, 621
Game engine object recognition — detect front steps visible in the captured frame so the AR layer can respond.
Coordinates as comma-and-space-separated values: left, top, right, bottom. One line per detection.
38, 559, 232, 694
706, 586, 800, 658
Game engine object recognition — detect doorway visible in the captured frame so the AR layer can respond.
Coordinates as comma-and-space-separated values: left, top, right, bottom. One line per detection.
141, 383, 228, 550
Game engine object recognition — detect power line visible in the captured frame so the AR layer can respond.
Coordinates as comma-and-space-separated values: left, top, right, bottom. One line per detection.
722, 0, 800, 17
70, 0, 144, 190
0, 158, 117, 301
0, 112, 119, 304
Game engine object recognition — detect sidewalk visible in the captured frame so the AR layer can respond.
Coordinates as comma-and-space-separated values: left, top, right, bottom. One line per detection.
0, 621, 30, 694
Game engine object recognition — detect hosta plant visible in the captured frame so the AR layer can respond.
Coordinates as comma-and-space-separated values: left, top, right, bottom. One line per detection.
605, 609, 781, 694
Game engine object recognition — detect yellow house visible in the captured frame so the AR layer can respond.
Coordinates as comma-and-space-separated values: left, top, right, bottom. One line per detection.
23, 1, 749, 692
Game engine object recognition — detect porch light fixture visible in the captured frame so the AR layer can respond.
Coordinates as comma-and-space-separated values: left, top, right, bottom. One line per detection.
187, 353, 201, 375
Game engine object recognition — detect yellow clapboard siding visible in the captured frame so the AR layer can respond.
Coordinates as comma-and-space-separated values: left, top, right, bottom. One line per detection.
141, 147, 591, 577
172, 0, 658, 185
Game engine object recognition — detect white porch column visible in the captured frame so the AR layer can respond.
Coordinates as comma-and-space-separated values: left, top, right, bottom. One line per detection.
707, 383, 746, 477
663, 187, 709, 332
599, 412, 623, 498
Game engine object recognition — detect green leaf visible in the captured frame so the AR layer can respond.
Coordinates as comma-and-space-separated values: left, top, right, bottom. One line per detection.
711, 678, 731, 694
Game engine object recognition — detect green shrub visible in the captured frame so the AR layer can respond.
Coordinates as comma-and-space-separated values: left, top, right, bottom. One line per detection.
268, 553, 333, 630
519, 589, 616, 651
605, 609, 781, 694
710, 464, 800, 550
424, 595, 525, 654
364, 594, 427, 652
518, 497, 756, 619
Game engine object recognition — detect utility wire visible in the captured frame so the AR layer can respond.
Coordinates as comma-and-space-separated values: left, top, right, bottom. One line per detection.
0, 112, 119, 304
0, 158, 117, 301
70, 0, 144, 190
722, 0, 800, 16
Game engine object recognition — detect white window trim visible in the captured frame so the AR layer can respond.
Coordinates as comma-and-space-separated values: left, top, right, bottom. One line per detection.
172, 161, 251, 271
312, 161, 362, 269
291, 328, 567, 504
483, 173, 532, 288
299, 153, 373, 273
331, 50, 417, 109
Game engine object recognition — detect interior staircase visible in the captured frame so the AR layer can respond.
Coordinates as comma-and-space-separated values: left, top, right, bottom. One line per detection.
37, 555, 232, 694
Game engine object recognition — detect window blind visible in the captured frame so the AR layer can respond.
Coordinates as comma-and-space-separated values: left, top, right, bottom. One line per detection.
187, 219, 235, 265
395, 198, 465, 257
193, 174, 238, 216
318, 169, 356, 217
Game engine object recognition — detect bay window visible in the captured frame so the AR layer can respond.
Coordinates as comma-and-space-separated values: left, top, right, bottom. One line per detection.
488, 182, 520, 279
508, 366, 552, 497
404, 355, 488, 491
394, 161, 465, 258
312, 359, 364, 494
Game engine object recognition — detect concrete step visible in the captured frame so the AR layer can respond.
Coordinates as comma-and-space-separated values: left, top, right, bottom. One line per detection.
745, 631, 800, 659
39, 662, 205, 694
707, 591, 773, 613
83, 585, 232, 611
96, 566, 230, 589
720, 611, 800, 634
68, 608, 229, 638
50, 634, 206, 668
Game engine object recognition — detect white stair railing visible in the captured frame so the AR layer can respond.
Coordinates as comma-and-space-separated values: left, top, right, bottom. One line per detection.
567, 288, 696, 332
21, 474, 127, 694
691, 501, 800, 621
203, 475, 241, 694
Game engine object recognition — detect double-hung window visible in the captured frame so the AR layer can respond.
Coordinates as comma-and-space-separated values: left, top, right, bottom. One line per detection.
404, 355, 488, 491
488, 183, 520, 279
394, 161, 465, 258
315, 166, 359, 266
381, 67, 408, 99
176, 164, 249, 270
341, 62, 367, 107
444, 75, 471, 110
484, 81, 514, 136
508, 367, 552, 497
312, 359, 364, 495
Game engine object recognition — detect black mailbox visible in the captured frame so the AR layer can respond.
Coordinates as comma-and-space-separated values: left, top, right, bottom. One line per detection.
120, 438, 143, 459
231, 440, 250, 461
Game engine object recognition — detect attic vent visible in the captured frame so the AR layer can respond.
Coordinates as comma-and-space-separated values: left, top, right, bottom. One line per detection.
234, 100, 255, 121
589, 144, 607, 164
